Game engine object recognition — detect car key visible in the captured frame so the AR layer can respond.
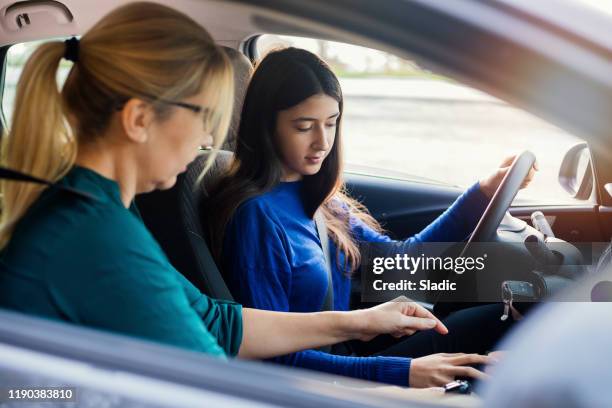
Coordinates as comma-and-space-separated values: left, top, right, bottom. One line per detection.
500, 301, 510, 321
444, 380, 471, 394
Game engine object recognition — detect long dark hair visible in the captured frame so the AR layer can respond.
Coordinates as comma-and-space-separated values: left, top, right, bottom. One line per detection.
206, 47, 381, 273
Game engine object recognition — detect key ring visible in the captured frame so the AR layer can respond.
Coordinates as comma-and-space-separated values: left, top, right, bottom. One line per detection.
501, 281, 513, 321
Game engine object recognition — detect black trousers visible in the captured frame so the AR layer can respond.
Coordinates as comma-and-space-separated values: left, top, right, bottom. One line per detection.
343, 303, 515, 358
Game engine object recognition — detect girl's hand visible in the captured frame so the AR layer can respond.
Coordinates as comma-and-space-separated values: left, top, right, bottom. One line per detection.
409, 353, 494, 388
479, 154, 538, 199
355, 296, 448, 342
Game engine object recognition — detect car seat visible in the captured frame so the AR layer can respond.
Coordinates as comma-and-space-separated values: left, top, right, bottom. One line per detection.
136, 46, 252, 299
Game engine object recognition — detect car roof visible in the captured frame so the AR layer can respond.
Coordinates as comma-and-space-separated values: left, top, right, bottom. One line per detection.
2, 0, 612, 53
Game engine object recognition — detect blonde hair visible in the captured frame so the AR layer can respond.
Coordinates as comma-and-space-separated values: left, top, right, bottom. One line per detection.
0, 2, 233, 248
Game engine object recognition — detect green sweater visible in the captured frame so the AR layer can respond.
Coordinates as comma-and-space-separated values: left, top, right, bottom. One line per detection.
0, 166, 242, 357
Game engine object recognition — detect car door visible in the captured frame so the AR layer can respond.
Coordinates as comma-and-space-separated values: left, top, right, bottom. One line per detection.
345, 172, 466, 240
346, 171, 607, 245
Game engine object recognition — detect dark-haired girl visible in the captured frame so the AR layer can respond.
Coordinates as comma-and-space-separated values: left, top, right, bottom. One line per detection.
208, 47, 537, 387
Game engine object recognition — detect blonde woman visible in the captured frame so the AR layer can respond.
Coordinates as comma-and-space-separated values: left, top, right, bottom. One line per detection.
0, 2, 445, 361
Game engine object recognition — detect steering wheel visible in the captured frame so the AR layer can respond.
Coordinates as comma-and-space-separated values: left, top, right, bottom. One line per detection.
462, 151, 536, 252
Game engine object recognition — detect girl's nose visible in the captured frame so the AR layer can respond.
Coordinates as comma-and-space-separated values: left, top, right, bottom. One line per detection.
312, 125, 330, 150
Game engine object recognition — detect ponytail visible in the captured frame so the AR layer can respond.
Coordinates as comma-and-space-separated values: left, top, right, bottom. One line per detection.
0, 42, 77, 248
0, 2, 233, 250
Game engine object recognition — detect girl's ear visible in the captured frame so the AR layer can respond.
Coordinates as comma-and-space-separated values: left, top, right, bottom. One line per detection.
120, 98, 155, 144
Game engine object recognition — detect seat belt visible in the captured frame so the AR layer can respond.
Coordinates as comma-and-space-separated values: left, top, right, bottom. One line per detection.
314, 210, 334, 354
314, 211, 357, 357
0, 167, 98, 201
314, 210, 334, 312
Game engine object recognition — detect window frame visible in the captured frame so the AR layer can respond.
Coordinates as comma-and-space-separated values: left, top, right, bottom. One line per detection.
0, 45, 10, 134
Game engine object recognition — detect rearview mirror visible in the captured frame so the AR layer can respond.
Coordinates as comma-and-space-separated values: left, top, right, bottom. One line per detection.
558, 142, 593, 200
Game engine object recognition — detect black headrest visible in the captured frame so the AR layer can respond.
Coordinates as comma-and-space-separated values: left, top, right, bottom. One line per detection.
136, 150, 234, 299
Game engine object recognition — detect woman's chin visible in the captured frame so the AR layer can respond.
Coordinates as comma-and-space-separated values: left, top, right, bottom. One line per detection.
157, 176, 178, 191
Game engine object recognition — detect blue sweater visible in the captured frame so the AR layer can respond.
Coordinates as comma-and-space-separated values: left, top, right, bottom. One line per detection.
222, 181, 489, 386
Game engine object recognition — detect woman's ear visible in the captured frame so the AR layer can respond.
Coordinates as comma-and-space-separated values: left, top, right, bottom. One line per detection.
120, 98, 154, 144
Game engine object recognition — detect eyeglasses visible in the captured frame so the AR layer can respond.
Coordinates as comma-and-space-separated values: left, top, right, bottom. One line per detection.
114, 95, 208, 115
155, 98, 206, 114
114, 95, 213, 149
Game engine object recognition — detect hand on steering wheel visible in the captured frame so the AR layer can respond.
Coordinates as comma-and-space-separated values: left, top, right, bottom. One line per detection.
464, 151, 538, 249
479, 154, 538, 199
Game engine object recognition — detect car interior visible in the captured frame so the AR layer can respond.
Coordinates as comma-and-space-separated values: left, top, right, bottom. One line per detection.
1, 0, 612, 406
134, 44, 612, 308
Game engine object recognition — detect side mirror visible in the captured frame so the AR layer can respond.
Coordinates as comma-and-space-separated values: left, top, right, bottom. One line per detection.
558, 142, 593, 200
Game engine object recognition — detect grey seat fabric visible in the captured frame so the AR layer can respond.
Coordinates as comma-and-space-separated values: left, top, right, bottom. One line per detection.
136, 46, 252, 299
222, 46, 253, 150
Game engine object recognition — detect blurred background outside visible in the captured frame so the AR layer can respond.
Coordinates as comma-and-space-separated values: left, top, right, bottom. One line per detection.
2, 34, 588, 205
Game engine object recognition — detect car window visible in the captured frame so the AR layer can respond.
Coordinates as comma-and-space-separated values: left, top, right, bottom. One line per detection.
255, 35, 589, 206
2, 39, 73, 128
1, 37, 591, 205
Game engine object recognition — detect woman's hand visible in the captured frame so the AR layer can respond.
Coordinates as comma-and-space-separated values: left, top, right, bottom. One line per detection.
353, 296, 448, 342
409, 353, 495, 388
479, 154, 539, 199
240, 298, 446, 359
